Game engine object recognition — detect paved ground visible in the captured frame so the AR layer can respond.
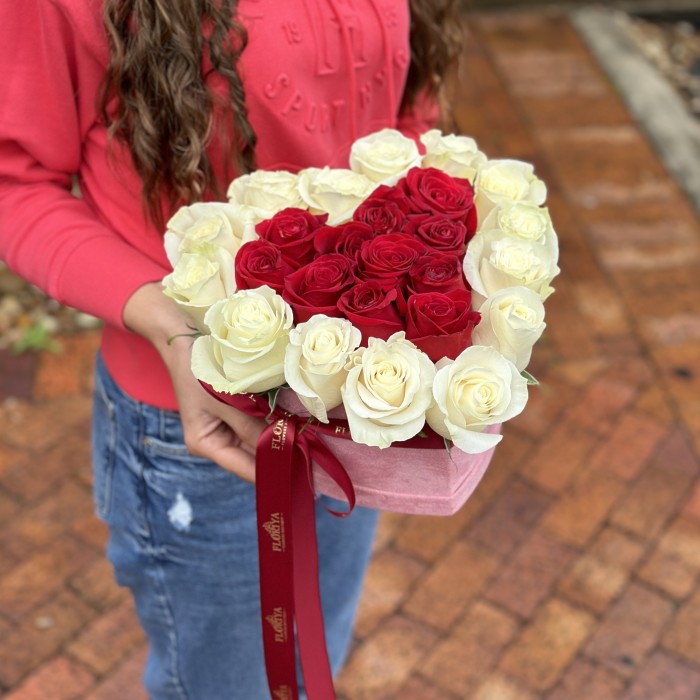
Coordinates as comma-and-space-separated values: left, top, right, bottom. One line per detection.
2, 8, 700, 700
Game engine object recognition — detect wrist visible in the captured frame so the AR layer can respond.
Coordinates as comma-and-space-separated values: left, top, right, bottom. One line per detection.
122, 281, 195, 359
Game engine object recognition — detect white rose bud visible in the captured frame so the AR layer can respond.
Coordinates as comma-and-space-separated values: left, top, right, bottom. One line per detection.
427, 346, 528, 453
191, 286, 293, 395
227, 170, 305, 222
162, 248, 236, 330
474, 159, 547, 220
284, 315, 362, 423
297, 167, 375, 225
349, 128, 422, 186
164, 201, 256, 268
472, 287, 546, 371
420, 129, 487, 183
341, 332, 435, 449
464, 230, 560, 303
480, 200, 558, 260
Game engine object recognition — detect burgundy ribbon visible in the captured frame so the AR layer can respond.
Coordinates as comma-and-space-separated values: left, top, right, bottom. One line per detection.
202, 384, 445, 699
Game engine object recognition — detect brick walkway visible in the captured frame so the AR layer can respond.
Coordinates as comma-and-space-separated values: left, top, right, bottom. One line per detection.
2, 8, 700, 700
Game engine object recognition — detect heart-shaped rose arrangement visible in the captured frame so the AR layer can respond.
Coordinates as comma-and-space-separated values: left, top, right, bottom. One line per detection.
162, 128, 559, 455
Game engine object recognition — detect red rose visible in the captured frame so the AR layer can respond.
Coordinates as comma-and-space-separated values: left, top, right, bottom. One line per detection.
356, 233, 426, 289
352, 185, 412, 235
404, 213, 470, 255
256, 207, 328, 268
409, 251, 468, 295
234, 240, 294, 294
399, 167, 477, 231
405, 290, 481, 362
337, 281, 404, 342
313, 221, 375, 258
283, 254, 355, 323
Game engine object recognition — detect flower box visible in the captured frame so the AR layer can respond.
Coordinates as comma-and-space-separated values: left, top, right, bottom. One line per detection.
277, 391, 500, 515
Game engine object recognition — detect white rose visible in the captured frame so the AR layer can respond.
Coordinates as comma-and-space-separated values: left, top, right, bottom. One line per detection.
475, 159, 547, 220
464, 230, 560, 302
226, 170, 305, 222
480, 200, 558, 260
162, 248, 236, 329
349, 128, 422, 186
420, 129, 487, 182
341, 332, 435, 449
427, 346, 528, 453
471, 287, 546, 371
284, 315, 362, 423
297, 167, 375, 225
191, 286, 293, 395
164, 201, 256, 268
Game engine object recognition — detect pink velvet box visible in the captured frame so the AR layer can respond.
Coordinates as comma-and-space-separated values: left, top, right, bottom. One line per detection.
277, 392, 501, 516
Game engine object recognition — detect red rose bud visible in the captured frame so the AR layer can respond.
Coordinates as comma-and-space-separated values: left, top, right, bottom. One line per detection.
409, 251, 468, 295
405, 290, 481, 362
356, 233, 427, 289
337, 280, 404, 343
405, 213, 470, 255
255, 207, 328, 268
313, 221, 375, 258
399, 167, 477, 232
283, 253, 355, 323
234, 240, 294, 294
352, 184, 413, 235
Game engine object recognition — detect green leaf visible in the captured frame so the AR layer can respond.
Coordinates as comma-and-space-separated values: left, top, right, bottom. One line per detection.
266, 386, 282, 421
297, 416, 315, 436
443, 436, 456, 465
11, 323, 61, 354
166, 327, 202, 345
521, 370, 540, 386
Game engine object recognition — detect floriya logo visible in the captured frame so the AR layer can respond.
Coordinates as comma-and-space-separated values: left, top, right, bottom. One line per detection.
266, 606, 288, 643
263, 512, 286, 553
273, 686, 293, 700
270, 417, 288, 451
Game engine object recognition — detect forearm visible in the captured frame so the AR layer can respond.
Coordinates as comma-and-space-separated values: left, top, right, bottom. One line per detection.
122, 281, 204, 409
123, 280, 262, 481
122, 281, 194, 359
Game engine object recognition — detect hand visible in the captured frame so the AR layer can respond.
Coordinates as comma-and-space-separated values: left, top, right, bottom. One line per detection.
163, 336, 265, 482
123, 282, 265, 482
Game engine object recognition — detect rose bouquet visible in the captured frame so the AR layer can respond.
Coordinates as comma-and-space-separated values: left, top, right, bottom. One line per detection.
163, 128, 557, 505
161, 128, 558, 699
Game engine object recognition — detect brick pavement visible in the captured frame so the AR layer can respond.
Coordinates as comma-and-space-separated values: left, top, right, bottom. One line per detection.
1, 8, 700, 699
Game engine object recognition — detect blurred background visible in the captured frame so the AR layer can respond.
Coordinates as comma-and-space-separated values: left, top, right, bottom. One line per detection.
2, 1, 700, 699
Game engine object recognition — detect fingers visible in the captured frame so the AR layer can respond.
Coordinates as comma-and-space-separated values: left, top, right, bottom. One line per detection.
209, 445, 257, 483
185, 419, 258, 483
212, 405, 266, 452
162, 342, 265, 480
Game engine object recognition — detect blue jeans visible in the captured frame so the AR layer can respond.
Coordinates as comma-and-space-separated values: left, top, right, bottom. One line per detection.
91, 354, 379, 699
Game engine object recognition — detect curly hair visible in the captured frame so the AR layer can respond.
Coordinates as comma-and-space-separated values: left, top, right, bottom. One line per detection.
402, 0, 463, 113
100, 0, 463, 227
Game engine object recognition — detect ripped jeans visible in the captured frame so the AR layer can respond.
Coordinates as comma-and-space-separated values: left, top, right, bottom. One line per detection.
91, 353, 379, 700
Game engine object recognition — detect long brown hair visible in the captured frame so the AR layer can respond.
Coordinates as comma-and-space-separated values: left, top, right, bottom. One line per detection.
100, 0, 463, 226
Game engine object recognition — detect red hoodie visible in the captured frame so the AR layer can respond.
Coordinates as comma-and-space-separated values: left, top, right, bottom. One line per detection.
0, 0, 437, 409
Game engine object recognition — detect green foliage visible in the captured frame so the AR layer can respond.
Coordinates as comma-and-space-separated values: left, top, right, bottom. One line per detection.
266, 386, 283, 421
11, 322, 61, 354
443, 436, 457, 464
521, 369, 540, 386
166, 327, 202, 345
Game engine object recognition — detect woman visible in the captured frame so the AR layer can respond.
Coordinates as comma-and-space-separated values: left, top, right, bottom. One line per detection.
0, 1, 461, 697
